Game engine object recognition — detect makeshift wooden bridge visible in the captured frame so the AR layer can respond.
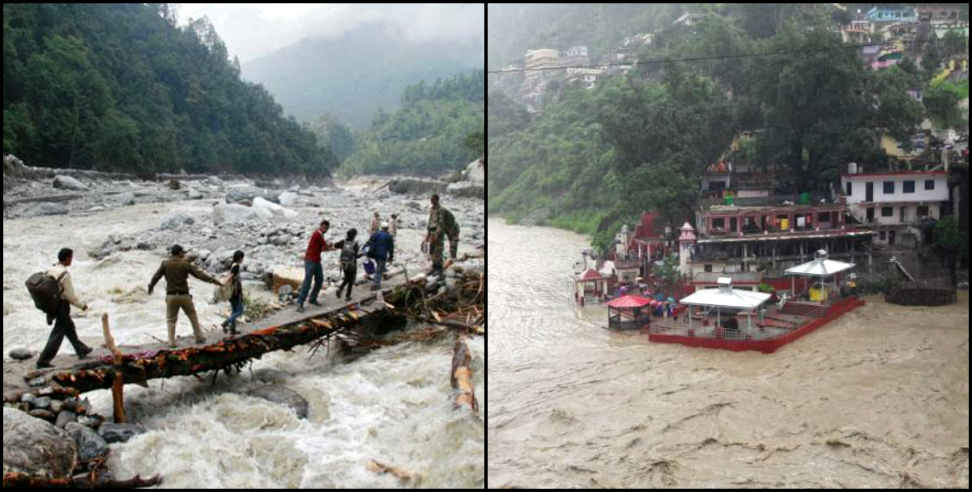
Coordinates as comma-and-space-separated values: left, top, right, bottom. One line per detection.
4, 265, 483, 416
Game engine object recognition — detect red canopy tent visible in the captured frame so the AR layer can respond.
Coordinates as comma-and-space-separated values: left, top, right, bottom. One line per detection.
607, 295, 653, 330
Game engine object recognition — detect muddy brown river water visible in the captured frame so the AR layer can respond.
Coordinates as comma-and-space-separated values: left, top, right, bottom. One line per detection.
487, 218, 968, 488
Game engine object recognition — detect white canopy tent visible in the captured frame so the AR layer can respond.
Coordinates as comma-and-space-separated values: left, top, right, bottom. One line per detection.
679, 277, 772, 335
784, 250, 855, 299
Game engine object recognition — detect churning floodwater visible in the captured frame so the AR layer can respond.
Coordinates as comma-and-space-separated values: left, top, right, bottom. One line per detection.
487, 218, 968, 488
2, 201, 484, 488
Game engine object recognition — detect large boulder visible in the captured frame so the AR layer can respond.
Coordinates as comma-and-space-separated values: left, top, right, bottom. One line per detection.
464, 158, 484, 184
4, 154, 30, 178
25, 202, 69, 217
388, 178, 446, 195
114, 191, 136, 205
212, 203, 269, 225
224, 184, 266, 206
246, 385, 309, 419
446, 182, 484, 198
3, 407, 78, 479
278, 191, 301, 207
253, 196, 298, 219
64, 422, 108, 462
160, 212, 195, 230
52, 175, 88, 191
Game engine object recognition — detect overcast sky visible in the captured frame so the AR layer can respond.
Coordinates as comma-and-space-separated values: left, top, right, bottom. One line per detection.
174, 3, 485, 63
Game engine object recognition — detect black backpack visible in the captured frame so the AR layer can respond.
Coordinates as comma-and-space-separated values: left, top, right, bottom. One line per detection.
25, 270, 67, 315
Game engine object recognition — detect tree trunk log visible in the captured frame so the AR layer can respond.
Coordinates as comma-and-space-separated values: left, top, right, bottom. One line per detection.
450, 335, 478, 414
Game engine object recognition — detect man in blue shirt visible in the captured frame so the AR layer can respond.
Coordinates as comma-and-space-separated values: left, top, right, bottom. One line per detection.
364, 222, 395, 291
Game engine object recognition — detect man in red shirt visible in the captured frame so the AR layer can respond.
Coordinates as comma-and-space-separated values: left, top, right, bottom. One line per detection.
297, 219, 336, 312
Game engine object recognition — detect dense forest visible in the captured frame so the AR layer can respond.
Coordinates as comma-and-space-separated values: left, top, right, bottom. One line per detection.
339, 70, 484, 177
488, 4, 957, 252
242, 22, 484, 130
3, 3, 335, 177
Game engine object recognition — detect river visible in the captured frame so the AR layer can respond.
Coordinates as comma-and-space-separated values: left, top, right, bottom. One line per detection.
487, 218, 968, 488
2, 197, 484, 488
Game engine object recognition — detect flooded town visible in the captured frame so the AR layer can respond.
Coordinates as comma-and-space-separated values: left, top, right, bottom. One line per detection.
488, 3, 968, 488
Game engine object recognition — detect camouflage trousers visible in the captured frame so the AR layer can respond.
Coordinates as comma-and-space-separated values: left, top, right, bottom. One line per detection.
429, 232, 458, 269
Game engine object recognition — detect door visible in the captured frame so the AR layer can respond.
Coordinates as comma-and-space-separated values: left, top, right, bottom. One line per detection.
866, 207, 874, 223
865, 181, 873, 202
889, 230, 896, 245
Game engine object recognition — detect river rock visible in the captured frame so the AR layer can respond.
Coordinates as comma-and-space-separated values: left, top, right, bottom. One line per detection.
278, 191, 301, 207
97, 422, 146, 443
20, 393, 35, 405
3, 407, 78, 479
224, 185, 265, 206
463, 157, 484, 183
52, 175, 88, 191
446, 182, 484, 198
388, 178, 446, 195
55, 410, 76, 428
115, 191, 136, 205
26, 202, 69, 217
49, 399, 63, 414
212, 203, 267, 225
246, 385, 309, 419
160, 212, 194, 230
33, 396, 51, 410
65, 422, 108, 462
252, 368, 290, 384
253, 196, 298, 219
9, 347, 33, 360
187, 188, 204, 199
205, 176, 223, 187
28, 408, 56, 420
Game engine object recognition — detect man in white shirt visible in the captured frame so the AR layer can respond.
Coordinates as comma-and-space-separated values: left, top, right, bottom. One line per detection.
36, 248, 92, 368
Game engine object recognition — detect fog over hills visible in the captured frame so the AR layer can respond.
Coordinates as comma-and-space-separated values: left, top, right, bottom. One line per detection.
242, 22, 484, 129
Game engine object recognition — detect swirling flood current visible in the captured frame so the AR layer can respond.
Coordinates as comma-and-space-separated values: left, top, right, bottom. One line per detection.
487, 218, 968, 488
2, 201, 484, 488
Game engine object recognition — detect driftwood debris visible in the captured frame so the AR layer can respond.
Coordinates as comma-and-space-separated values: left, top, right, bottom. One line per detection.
101, 313, 126, 423
3, 193, 85, 206
450, 335, 478, 414
366, 459, 421, 483
2, 472, 162, 488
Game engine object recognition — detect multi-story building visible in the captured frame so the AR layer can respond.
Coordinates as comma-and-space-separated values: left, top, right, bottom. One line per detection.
841, 167, 949, 248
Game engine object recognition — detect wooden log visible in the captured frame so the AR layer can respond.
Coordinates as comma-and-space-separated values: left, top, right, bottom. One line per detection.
366, 459, 420, 483
3, 193, 85, 206
3, 471, 162, 488
102, 313, 126, 424
450, 335, 478, 414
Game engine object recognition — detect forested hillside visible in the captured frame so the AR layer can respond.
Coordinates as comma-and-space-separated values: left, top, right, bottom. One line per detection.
242, 22, 484, 130
489, 5, 929, 251
3, 3, 334, 177
339, 70, 484, 177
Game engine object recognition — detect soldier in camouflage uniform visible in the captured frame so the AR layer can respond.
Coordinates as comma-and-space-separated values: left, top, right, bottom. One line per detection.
424, 194, 459, 275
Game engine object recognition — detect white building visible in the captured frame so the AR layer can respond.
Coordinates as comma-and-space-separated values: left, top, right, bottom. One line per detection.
840, 167, 949, 247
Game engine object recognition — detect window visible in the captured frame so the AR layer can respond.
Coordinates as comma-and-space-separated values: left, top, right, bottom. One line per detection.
846, 181, 852, 196
883, 181, 895, 194
925, 179, 935, 190
879, 231, 886, 240
881, 207, 894, 217
704, 264, 713, 273
818, 212, 831, 222
917, 206, 929, 217
712, 218, 725, 229
903, 180, 915, 193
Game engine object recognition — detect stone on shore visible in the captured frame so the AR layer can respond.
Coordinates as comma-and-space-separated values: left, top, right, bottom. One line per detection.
55, 410, 77, 428
246, 385, 309, 419
3, 407, 78, 479
97, 422, 147, 444
160, 212, 194, 230
253, 196, 298, 219
64, 422, 109, 462
213, 203, 267, 225
52, 175, 88, 191
9, 347, 33, 360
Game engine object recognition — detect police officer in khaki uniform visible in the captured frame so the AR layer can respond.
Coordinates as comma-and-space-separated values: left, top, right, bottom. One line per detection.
148, 244, 222, 347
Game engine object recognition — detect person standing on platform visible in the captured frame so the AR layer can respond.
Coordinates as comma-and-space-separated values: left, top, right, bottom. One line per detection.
363, 222, 395, 291
296, 219, 337, 313
423, 194, 459, 276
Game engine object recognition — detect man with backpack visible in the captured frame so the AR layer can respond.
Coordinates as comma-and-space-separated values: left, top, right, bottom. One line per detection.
148, 244, 222, 347
33, 248, 93, 369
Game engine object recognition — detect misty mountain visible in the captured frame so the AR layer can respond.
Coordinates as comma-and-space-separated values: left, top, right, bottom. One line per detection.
242, 22, 484, 129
